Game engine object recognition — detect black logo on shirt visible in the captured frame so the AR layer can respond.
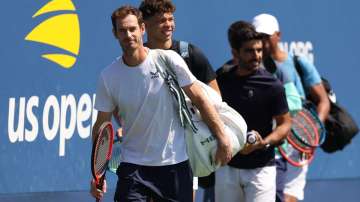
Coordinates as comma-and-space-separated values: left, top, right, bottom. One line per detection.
248, 89, 254, 98
200, 136, 215, 146
150, 70, 160, 79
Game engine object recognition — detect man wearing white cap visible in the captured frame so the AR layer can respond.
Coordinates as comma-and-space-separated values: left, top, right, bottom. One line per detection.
252, 13, 330, 202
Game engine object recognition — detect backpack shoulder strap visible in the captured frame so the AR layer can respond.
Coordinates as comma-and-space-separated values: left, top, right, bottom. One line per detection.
179, 41, 190, 59
150, 49, 197, 132
150, 49, 166, 77
154, 49, 177, 79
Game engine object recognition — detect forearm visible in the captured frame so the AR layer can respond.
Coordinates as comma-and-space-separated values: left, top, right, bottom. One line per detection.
92, 111, 112, 142
194, 96, 226, 142
264, 113, 291, 146
92, 122, 101, 143
309, 83, 330, 123
264, 125, 289, 146
183, 82, 232, 164
316, 98, 330, 123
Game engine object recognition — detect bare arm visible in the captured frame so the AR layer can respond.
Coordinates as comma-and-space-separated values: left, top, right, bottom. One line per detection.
240, 112, 291, 154
263, 112, 292, 146
182, 81, 231, 165
308, 83, 330, 122
207, 79, 221, 96
92, 111, 112, 142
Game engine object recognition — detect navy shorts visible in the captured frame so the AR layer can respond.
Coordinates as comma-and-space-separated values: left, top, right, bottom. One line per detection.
114, 161, 193, 202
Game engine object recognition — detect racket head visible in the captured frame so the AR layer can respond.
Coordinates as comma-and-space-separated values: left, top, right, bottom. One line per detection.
303, 103, 326, 145
287, 124, 314, 153
278, 139, 314, 167
289, 106, 324, 149
91, 122, 114, 182
107, 136, 122, 174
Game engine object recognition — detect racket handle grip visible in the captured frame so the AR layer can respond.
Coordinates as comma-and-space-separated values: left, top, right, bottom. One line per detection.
95, 176, 105, 202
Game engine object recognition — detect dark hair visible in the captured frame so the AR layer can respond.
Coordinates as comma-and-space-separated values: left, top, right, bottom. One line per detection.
228, 21, 262, 50
111, 5, 143, 30
139, 0, 176, 20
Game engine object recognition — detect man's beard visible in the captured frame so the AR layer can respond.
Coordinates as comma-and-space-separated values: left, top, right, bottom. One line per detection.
237, 59, 260, 71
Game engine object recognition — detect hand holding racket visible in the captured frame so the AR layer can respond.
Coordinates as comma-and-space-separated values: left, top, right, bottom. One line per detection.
90, 178, 107, 200
90, 122, 114, 201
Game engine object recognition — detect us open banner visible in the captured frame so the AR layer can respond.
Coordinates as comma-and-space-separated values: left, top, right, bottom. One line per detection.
0, 0, 359, 198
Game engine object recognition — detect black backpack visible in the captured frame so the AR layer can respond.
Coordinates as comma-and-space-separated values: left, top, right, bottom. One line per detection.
293, 56, 359, 153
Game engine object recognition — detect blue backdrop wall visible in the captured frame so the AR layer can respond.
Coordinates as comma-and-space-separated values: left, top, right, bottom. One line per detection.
0, 0, 359, 201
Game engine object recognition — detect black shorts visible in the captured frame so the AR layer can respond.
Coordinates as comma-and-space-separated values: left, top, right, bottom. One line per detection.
114, 161, 193, 202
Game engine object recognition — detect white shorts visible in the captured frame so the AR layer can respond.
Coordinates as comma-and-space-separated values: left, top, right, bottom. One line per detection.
276, 158, 308, 200
215, 165, 276, 202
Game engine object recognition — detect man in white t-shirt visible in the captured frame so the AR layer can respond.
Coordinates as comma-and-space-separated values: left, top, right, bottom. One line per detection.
89, 6, 232, 202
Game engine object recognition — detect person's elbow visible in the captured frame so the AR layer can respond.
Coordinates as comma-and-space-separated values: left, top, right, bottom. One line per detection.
182, 82, 208, 107
318, 95, 331, 121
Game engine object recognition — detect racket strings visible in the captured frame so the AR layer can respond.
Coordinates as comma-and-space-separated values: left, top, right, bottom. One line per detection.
279, 107, 323, 167
299, 110, 319, 140
290, 108, 321, 148
278, 139, 314, 167
288, 131, 313, 152
305, 109, 326, 144
94, 129, 112, 175
294, 113, 316, 141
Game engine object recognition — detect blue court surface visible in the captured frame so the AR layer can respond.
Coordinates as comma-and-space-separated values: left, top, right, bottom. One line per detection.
1, 178, 359, 202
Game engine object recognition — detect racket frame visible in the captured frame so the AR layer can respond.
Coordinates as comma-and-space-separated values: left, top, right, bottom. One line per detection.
278, 139, 315, 167
288, 106, 325, 152
90, 121, 114, 201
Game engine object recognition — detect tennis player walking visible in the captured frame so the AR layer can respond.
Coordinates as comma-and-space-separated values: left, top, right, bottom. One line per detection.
90, 5, 231, 202
215, 20, 292, 202
252, 13, 330, 202
138, 0, 220, 197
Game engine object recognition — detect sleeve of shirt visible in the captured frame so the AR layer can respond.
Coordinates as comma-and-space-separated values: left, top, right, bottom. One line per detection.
165, 50, 197, 87
298, 56, 322, 88
275, 67, 302, 112
274, 68, 291, 84
284, 82, 302, 112
188, 44, 217, 83
270, 83, 289, 116
94, 72, 115, 112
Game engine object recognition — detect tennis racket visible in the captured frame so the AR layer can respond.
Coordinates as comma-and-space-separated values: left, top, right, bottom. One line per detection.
91, 121, 114, 202
278, 139, 314, 167
288, 105, 325, 151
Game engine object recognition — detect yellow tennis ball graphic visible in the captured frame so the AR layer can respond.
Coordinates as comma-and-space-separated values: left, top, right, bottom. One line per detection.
25, 0, 80, 69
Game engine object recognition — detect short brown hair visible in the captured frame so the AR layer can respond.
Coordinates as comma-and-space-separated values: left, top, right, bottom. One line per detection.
228, 21, 262, 50
111, 5, 143, 30
139, 0, 176, 20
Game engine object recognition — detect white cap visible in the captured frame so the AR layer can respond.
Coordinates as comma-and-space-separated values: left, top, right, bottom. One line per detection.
252, 13, 279, 35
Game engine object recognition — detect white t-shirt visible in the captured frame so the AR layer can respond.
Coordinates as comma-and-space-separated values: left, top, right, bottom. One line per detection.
95, 49, 197, 166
